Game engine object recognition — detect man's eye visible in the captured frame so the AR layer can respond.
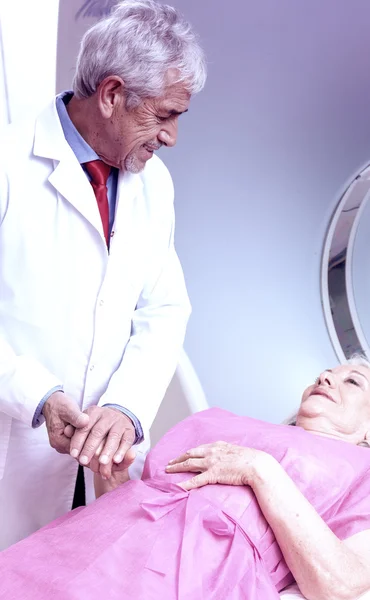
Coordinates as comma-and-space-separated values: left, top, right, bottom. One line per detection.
157, 116, 168, 122
346, 378, 359, 386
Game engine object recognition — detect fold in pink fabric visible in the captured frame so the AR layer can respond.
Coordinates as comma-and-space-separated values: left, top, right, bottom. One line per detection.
1, 408, 370, 600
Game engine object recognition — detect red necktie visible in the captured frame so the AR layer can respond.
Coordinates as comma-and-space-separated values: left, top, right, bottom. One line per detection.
84, 160, 111, 245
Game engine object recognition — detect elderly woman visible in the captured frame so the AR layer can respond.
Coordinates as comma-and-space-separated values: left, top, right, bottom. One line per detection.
1, 359, 370, 600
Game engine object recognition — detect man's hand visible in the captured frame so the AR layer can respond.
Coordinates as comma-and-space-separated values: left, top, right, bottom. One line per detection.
68, 406, 136, 479
42, 391, 89, 454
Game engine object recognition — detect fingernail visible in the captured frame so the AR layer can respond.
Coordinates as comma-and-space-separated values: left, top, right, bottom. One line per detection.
79, 455, 88, 465
70, 449, 78, 458
168, 459, 174, 464
100, 455, 109, 465
114, 454, 122, 463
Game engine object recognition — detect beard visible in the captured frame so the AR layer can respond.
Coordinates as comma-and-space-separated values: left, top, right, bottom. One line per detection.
124, 142, 161, 174
124, 152, 145, 174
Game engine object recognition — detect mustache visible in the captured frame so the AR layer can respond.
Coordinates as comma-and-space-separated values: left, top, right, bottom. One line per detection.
144, 142, 162, 151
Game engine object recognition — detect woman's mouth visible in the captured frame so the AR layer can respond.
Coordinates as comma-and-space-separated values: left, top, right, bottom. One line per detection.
311, 388, 336, 403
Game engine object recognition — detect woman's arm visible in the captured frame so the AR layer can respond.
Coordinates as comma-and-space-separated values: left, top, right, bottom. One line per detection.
249, 452, 370, 600
166, 442, 370, 600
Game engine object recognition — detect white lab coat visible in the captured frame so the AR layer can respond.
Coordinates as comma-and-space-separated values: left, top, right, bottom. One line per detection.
0, 98, 191, 549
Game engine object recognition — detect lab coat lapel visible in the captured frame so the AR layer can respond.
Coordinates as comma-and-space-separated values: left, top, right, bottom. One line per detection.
33, 98, 106, 240
48, 158, 104, 237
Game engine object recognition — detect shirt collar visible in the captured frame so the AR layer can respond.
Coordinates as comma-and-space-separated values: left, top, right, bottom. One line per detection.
56, 91, 99, 165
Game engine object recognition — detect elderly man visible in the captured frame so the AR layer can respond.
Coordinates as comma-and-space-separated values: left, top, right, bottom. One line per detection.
0, 0, 206, 549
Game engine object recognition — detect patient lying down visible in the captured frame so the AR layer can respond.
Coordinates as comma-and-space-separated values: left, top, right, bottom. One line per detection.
2, 359, 370, 600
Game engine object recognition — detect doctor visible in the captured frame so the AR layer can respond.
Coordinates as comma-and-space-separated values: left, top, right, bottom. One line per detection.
0, 0, 206, 549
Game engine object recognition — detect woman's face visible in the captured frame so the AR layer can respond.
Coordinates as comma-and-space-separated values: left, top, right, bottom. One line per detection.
296, 364, 370, 444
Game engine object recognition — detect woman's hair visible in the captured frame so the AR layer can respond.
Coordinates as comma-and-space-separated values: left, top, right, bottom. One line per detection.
347, 353, 370, 370
284, 354, 370, 447
72, 0, 207, 108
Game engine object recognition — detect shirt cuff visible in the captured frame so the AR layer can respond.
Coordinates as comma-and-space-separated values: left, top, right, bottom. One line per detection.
32, 386, 64, 428
103, 404, 144, 445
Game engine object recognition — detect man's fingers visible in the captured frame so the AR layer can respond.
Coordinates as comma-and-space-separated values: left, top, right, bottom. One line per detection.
47, 429, 71, 454
59, 400, 89, 430
95, 442, 104, 457
111, 438, 134, 465
69, 414, 101, 462
55, 436, 71, 454
98, 436, 133, 479
96, 428, 122, 480
45, 413, 71, 454
98, 425, 125, 466
64, 424, 74, 439
43, 392, 89, 455
179, 472, 210, 491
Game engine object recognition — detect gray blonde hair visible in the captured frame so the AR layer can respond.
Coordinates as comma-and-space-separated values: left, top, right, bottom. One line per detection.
72, 0, 207, 108
285, 354, 370, 446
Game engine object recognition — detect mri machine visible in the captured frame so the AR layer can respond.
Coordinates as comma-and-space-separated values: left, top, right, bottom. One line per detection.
2, 1, 370, 598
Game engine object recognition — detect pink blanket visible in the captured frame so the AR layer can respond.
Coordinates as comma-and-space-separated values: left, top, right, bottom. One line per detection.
2, 408, 370, 599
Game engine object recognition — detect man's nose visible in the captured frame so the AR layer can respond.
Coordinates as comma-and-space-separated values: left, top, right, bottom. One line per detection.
158, 120, 178, 148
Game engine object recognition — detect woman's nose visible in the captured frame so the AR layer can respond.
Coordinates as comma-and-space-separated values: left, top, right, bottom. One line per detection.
319, 370, 335, 388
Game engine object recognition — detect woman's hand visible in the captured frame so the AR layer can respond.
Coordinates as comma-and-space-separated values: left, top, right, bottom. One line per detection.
165, 441, 269, 491
93, 447, 136, 498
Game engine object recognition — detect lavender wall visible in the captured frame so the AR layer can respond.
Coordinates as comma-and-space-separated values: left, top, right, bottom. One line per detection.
154, 0, 370, 420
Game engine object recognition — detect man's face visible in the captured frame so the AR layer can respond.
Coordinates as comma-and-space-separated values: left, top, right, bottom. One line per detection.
97, 74, 191, 173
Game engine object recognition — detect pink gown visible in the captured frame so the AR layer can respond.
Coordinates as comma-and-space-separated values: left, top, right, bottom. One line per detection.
1, 408, 370, 600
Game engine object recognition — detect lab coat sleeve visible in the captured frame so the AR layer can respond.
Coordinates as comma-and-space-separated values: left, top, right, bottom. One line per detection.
0, 169, 63, 426
98, 208, 191, 434
0, 339, 63, 425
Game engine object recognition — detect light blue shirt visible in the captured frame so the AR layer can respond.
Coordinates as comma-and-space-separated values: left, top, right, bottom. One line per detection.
57, 90, 118, 235
32, 92, 143, 444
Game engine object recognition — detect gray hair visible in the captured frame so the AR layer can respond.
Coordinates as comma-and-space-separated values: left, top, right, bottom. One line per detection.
284, 354, 370, 446
72, 0, 207, 108
347, 353, 370, 370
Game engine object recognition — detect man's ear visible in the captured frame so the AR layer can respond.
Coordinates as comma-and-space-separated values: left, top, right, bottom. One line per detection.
97, 76, 125, 118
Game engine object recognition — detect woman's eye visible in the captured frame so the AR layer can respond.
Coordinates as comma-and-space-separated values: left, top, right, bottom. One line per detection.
346, 378, 360, 386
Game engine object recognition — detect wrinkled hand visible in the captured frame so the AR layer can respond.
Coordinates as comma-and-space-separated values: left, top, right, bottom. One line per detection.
165, 441, 266, 491
42, 391, 89, 454
66, 406, 136, 479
